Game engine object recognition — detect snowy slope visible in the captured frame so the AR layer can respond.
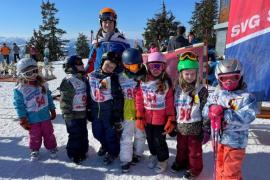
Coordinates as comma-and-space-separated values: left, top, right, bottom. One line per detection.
0, 62, 269, 180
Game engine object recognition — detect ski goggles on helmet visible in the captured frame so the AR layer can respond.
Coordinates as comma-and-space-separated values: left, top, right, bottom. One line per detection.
147, 62, 165, 71
123, 64, 140, 72
218, 73, 241, 83
99, 12, 116, 21
179, 51, 198, 61
21, 67, 38, 78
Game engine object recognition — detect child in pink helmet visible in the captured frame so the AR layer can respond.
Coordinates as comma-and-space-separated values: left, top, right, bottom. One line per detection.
135, 52, 175, 173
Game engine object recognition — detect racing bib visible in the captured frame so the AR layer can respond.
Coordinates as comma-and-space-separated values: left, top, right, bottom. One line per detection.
89, 76, 113, 102
68, 76, 87, 111
141, 80, 167, 110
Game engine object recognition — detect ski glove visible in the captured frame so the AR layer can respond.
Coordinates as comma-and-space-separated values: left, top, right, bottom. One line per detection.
201, 128, 211, 144
114, 122, 123, 132
164, 116, 176, 134
20, 117, 30, 130
208, 105, 224, 130
136, 111, 146, 131
50, 109, 56, 120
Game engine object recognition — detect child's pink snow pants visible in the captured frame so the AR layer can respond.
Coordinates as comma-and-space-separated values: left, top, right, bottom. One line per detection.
29, 120, 57, 151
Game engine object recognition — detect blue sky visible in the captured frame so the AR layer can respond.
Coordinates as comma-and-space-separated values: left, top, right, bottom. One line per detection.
0, 0, 198, 39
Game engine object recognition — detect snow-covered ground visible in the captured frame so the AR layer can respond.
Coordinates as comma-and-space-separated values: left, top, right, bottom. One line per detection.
0, 62, 269, 180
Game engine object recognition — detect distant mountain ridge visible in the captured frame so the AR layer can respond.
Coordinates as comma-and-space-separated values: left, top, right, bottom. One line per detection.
0, 36, 143, 61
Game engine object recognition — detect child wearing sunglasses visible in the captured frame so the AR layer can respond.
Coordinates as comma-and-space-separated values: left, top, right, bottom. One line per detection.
13, 58, 57, 161
88, 51, 124, 165
203, 59, 257, 180
118, 48, 147, 173
60, 55, 89, 164
135, 52, 175, 173
171, 51, 209, 180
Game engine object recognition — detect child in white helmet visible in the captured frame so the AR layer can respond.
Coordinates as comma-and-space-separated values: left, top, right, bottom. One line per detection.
13, 58, 57, 161
135, 52, 176, 173
203, 59, 257, 180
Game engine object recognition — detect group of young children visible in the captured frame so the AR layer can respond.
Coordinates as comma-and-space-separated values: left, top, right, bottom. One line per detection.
13, 49, 257, 180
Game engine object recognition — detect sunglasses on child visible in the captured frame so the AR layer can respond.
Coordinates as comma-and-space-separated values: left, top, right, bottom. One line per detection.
218, 73, 241, 83
22, 68, 38, 77
179, 51, 198, 61
147, 63, 165, 70
123, 64, 140, 72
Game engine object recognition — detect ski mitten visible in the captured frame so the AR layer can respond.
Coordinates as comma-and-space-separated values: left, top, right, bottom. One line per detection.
201, 128, 211, 144
164, 116, 176, 134
20, 117, 30, 130
114, 122, 123, 132
136, 111, 146, 131
208, 105, 224, 130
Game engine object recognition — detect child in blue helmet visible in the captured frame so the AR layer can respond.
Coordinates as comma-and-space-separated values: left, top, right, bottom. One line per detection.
119, 48, 147, 173
60, 55, 89, 164
88, 51, 124, 165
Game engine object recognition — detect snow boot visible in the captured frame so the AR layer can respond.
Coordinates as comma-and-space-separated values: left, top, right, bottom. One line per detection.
148, 155, 158, 169
170, 161, 182, 173
131, 155, 141, 165
180, 170, 196, 180
103, 153, 115, 165
97, 146, 106, 156
49, 148, 58, 158
121, 162, 131, 173
30, 151, 39, 161
154, 160, 168, 173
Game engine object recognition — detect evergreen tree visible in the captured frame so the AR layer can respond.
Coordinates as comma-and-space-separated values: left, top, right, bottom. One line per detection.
76, 33, 90, 58
39, 1, 68, 61
142, 1, 180, 48
189, 0, 218, 46
29, 1, 68, 61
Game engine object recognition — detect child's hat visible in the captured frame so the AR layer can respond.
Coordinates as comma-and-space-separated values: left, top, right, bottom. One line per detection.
147, 52, 166, 63
177, 51, 199, 71
17, 58, 37, 75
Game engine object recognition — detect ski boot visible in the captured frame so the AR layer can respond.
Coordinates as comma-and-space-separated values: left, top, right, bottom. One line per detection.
30, 151, 39, 161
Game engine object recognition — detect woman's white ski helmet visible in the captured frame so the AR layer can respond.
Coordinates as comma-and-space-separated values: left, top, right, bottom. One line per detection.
17, 58, 37, 76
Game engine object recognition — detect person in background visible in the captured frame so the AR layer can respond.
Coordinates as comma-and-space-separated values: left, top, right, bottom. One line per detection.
188, 31, 199, 45
148, 43, 159, 53
0, 43, 11, 64
30, 45, 38, 62
167, 26, 190, 51
13, 43, 20, 63
13, 58, 57, 161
